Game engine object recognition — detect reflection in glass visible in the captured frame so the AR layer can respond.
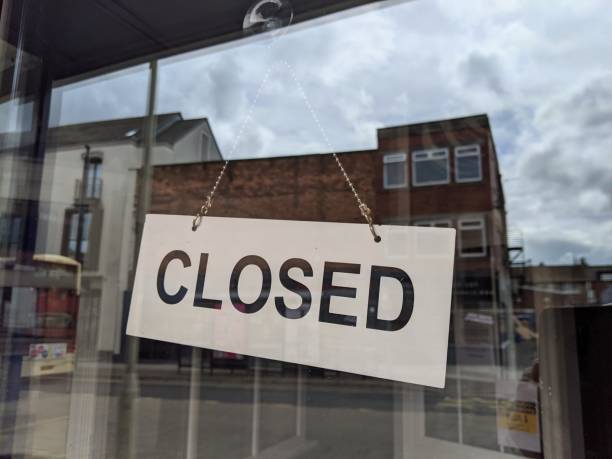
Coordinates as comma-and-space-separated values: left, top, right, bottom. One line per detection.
1, 0, 612, 458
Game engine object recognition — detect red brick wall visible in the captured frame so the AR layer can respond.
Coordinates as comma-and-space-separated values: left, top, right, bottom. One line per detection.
376, 126, 496, 218
151, 151, 379, 223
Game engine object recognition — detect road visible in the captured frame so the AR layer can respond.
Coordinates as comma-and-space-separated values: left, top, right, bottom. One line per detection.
1, 364, 505, 459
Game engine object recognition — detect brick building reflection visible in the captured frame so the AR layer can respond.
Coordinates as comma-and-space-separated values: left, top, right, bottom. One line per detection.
150, 114, 515, 376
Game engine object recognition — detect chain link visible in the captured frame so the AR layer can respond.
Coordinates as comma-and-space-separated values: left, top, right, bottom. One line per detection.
192, 156, 380, 242
331, 153, 381, 242
191, 160, 229, 231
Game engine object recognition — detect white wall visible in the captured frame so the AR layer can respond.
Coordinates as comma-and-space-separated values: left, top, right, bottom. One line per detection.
31, 121, 219, 352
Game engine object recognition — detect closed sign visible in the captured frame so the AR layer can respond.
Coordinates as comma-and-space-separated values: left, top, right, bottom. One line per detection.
127, 215, 455, 388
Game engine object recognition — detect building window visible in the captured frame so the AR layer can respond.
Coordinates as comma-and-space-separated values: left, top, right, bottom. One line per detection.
600, 272, 612, 282
455, 145, 482, 183
76, 159, 103, 200
383, 153, 407, 189
414, 219, 452, 228
458, 218, 486, 257
66, 211, 92, 261
62, 207, 103, 269
412, 148, 450, 186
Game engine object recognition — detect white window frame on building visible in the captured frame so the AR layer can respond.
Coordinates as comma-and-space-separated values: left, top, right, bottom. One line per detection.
414, 219, 452, 228
383, 152, 408, 189
458, 217, 487, 257
599, 272, 612, 282
411, 148, 450, 187
85, 157, 103, 198
454, 144, 482, 183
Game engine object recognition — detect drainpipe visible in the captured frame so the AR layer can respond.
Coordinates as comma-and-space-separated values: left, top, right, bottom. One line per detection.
75, 144, 90, 265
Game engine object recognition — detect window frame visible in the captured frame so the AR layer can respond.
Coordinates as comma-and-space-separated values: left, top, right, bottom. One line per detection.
458, 217, 487, 258
414, 219, 452, 228
411, 148, 450, 187
454, 144, 482, 183
599, 272, 612, 282
85, 158, 103, 198
61, 207, 103, 269
383, 152, 408, 189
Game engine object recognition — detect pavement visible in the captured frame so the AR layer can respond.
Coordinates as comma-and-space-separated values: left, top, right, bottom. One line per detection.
0, 361, 520, 459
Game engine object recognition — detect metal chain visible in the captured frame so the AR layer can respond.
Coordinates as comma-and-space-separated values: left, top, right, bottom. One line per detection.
192, 156, 380, 242
331, 153, 381, 242
192, 160, 229, 231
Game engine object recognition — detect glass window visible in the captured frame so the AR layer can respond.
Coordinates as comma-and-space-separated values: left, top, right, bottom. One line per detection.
64, 211, 92, 260
383, 152, 407, 188
85, 160, 103, 198
455, 145, 482, 183
459, 218, 486, 257
600, 272, 612, 282
2, 1, 612, 458
412, 149, 450, 186
415, 219, 452, 228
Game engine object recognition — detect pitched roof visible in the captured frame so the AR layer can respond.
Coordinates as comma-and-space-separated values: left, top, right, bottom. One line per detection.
0, 113, 208, 152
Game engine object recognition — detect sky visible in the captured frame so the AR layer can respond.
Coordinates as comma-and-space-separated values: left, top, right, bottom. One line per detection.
49, 0, 612, 265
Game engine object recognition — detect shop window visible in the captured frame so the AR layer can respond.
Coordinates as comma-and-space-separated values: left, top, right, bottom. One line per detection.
412, 148, 449, 186
458, 218, 486, 257
383, 152, 407, 189
455, 145, 482, 183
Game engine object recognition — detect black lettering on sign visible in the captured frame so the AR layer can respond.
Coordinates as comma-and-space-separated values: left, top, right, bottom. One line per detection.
193, 253, 222, 309
366, 266, 414, 331
319, 262, 360, 327
230, 255, 272, 314
275, 258, 313, 319
157, 250, 191, 304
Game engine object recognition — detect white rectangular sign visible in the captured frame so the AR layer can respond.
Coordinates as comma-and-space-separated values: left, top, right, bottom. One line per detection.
127, 215, 455, 388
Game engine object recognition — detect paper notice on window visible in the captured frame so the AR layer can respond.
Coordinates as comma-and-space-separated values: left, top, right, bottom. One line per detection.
496, 379, 541, 453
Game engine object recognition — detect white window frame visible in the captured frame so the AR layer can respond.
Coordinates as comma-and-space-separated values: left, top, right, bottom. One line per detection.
383, 152, 408, 189
458, 217, 487, 258
600, 272, 612, 282
454, 144, 482, 183
411, 148, 450, 187
414, 219, 452, 228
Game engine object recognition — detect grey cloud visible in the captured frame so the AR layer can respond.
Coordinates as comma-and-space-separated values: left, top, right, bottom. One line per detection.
537, 75, 612, 134
459, 52, 507, 96
57, 69, 149, 126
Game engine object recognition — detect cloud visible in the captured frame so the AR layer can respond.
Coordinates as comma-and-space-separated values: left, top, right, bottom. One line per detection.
459, 52, 507, 96
505, 74, 612, 264
54, 0, 612, 265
